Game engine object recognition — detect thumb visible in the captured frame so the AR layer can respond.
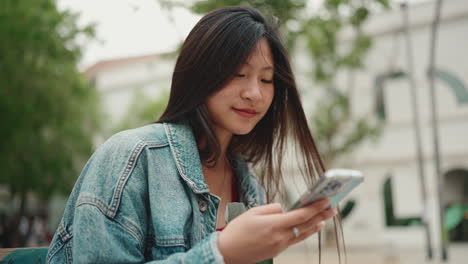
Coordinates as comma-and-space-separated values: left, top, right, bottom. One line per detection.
251, 203, 283, 215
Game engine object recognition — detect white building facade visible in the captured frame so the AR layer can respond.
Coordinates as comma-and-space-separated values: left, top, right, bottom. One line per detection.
85, 53, 175, 136
301, 0, 468, 257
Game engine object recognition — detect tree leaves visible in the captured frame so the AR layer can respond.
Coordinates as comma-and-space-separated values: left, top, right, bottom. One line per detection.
0, 0, 101, 199
311, 91, 382, 167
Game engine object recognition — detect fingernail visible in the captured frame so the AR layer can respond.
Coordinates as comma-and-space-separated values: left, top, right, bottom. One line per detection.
318, 221, 325, 228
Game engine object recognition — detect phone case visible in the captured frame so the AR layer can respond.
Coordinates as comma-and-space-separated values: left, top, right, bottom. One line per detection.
287, 169, 363, 211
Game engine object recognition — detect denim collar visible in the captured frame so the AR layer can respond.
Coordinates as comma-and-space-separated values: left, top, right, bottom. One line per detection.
164, 121, 209, 193
163, 120, 257, 205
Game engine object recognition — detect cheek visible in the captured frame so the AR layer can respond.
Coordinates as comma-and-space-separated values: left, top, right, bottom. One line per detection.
265, 86, 275, 108
205, 95, 229, 121
205, 98, 219, 119
257, 88, 274, 121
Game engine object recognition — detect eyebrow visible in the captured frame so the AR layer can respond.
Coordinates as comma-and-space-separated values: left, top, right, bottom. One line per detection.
243, 62, 274, 71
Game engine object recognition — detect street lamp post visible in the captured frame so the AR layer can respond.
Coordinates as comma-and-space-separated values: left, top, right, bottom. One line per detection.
401, 2, 433, 259
427, 0, 448, 261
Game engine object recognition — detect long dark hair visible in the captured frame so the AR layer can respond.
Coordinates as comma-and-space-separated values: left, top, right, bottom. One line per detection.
158, 5, 323, 198
157, 6, 345, 261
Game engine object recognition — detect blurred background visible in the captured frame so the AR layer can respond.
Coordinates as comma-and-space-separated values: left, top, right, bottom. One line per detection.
1, 0, 467, 263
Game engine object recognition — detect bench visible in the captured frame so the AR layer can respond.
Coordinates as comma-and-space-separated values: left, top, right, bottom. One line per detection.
0, 247, 48, 263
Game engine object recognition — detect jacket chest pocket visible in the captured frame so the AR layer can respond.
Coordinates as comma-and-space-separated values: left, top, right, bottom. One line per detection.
144, 235, 187, 260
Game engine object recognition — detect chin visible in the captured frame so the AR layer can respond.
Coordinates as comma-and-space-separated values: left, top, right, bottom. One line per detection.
230, 124, 256, 135
233, 130, 253, 136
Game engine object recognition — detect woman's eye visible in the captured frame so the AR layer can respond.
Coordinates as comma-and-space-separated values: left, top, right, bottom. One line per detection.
262, 79, 273, 84
235, 73, 245, 77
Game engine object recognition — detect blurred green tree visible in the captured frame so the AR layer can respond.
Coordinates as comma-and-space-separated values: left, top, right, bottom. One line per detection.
0, 0, 100, 246
302, 1, 387, 167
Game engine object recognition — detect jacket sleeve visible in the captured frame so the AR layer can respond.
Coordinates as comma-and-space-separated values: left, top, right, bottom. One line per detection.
72, 203, 224, 264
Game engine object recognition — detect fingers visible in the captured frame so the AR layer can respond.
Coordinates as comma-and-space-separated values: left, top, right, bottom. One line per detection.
251, 203, 284, 215
299, 207, 337, 231
276, 199, 331, 228
288, 207, 337, 245
291, 221, 325, 244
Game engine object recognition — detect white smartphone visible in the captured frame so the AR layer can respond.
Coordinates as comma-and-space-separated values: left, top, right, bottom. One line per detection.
287, 169, 363, 211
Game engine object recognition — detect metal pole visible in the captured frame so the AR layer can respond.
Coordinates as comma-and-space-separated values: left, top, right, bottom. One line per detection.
427, 0, 447, 261
401, 2, 433, 259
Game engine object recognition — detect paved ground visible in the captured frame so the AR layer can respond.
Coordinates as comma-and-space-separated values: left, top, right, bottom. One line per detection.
275, 243, 467, 264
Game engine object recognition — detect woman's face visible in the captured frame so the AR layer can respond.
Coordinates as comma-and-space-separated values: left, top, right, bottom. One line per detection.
206, 38, 275, 139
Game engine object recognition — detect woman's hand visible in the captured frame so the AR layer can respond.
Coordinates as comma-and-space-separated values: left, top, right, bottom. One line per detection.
217, 199, 337, 264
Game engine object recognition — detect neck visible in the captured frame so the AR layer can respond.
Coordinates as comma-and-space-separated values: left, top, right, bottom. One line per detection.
216, 129, 232, 163
199, 127, 232, 169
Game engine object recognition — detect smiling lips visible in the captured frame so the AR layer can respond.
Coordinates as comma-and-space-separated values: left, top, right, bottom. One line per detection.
232, 107, 258, 118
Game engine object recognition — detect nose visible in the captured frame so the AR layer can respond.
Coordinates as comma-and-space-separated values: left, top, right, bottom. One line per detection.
240, 79, 262, 102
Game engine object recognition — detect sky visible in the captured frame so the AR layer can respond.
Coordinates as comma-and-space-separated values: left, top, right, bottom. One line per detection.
58, 0, 202, 69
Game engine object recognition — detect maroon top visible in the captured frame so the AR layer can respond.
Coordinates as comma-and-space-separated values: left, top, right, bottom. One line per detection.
216, 175, 238, 231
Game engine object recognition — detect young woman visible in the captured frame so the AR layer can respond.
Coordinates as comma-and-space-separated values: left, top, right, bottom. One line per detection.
46, 6, 339, 264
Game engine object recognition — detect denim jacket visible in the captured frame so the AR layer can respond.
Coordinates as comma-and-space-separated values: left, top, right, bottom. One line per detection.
46, 121, 267, 263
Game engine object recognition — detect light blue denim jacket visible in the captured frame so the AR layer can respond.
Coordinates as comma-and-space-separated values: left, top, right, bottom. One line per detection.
46, 121, 267, 263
